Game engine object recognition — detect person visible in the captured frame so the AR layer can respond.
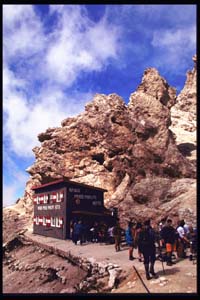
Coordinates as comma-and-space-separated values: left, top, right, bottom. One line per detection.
187, 225, 197, 261
138, 219, 158, 280
158, 219, 166, 233
98, 222, 107, 243
90, 222, 99, 242
70, 220, 75, 241
125, 221, 136, 260
113, 221, 122, 252
183, 221, 190, 237
82, 220, 89, 243
73, 220, 83, 245
107, 225, 115, 244
176, 220, 189, 258
134, 222, 143, 262
160, 219, 176, 266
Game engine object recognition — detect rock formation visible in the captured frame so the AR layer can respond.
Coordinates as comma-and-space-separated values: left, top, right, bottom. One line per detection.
3, 56, 197, 239
170, 55, 196, 162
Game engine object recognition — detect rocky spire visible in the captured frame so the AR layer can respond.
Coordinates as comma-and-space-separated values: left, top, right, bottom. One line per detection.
170, 55, 197, 161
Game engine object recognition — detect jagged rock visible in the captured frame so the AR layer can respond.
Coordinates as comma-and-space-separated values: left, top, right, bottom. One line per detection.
108, 268, 122, 289
170, 55, 196, 162
3, 56, 197, 238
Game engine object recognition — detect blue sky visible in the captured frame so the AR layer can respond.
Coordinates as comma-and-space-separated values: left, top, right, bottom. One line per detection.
3, 4, 196, 207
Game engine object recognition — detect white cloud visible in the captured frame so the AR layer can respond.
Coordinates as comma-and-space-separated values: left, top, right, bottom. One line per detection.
151, 26, 196, 71
3, 183, 19, 207
152, 26, 196, 49
3, 5, 45, 63
3, 149, 29, 207
3, 69, 93, 157
44, 5, 120, 85
3, 4, 121, 158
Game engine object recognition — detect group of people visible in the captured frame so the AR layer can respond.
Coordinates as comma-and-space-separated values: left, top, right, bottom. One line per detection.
122, 218, 197, 280
70, 217, 197, 281
70, 219, 116, 245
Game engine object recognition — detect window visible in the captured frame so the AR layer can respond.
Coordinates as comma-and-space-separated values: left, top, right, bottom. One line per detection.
56, 193, 60, 202
37, 196, 40, 205
46, 216, 51, 227
40, 195, 44, 204
51, 217, 56, 227
59, 217, 63, 228
60, 191, 64, 201
50, 193, 57, 203
36, 216, 39, 225
56, 217, 60, 228
43, 216, 46, 226
56, 191, 64, 202
44, 194, 49, 204
54, 217, 63, 228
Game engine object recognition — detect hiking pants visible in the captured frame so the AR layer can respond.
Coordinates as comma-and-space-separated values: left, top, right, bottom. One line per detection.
142, 248, 156, 265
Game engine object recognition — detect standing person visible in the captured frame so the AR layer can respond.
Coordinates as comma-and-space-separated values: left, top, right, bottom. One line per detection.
125, 221, 135, 260
160, 219, 176, 266
176, 220, 189, 258
73, 220, 83, 245
138, 219, 158, 280
187, 225, 197, 261
90, 222, 99, 242
183, 221, 190, 237
134, 222, 143, 262
113, 221, 122, 252
70, 220, 75, 241
107, 225, 114, 244
82, 220, 89, 243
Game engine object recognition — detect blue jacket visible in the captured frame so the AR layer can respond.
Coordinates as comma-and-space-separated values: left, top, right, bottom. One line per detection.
74, 223, 83, 235
125, 227, 133, 244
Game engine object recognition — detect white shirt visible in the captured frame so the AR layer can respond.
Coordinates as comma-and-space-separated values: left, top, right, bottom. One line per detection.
184, 224, 189, 235
177, 226, 185, 238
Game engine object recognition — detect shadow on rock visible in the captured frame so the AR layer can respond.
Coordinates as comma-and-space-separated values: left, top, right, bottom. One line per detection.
177, 143, 196, 157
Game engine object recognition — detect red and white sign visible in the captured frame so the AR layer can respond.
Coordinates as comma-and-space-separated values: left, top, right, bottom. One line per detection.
46, 216, 51, 227
59, 217, 63, 228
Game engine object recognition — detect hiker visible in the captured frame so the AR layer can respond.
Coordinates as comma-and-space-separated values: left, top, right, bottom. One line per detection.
138, 219, 158, 280
187, 225, 197, 261
82, 220, 89, 243
113, 221, 122, 252
125, 221, 136, 260
125, 221, 134, 260
90, 221, 99, 242
70, 220, 75, 241
176, 220, 189, 258
73, 220, 83, 245
107, 225, 115, 244
134, 222, 143, 262
98, 222, 107, 243
183, 221, 190, 237
160, 219, 176, 266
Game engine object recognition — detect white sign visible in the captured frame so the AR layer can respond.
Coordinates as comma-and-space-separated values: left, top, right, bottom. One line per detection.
37, 204, 61, 211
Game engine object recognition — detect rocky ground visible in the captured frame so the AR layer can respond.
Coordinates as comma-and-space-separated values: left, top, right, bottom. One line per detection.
3, 238, 86, 294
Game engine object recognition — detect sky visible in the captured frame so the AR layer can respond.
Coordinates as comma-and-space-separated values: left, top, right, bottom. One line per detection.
3, 4, 196, 207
